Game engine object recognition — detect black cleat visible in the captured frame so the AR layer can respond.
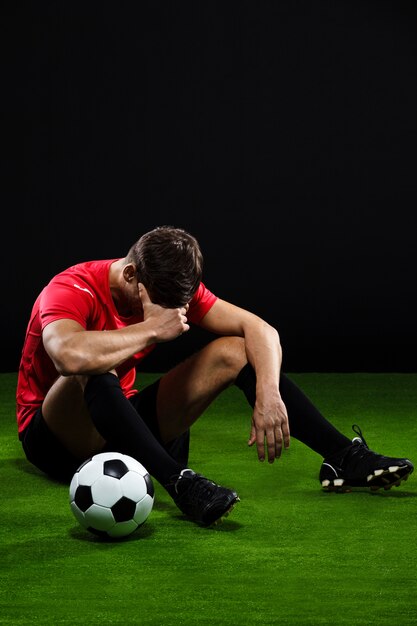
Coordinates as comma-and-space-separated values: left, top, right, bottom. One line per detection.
170, 469, 240, 526
320, 425, 414, 492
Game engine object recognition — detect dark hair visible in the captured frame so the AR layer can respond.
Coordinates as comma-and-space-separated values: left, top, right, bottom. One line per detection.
127, 226, 203, 307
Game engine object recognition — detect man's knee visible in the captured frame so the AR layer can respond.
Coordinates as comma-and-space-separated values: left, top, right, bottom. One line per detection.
208, 336, 247, 374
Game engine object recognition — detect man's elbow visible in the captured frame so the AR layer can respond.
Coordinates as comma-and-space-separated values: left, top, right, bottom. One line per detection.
48, 343, 90, 376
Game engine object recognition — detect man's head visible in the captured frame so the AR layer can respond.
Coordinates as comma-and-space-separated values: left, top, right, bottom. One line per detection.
127, 226, 203, 308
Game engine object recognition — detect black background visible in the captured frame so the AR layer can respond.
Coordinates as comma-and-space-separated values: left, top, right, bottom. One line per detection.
3, 0, 417, 373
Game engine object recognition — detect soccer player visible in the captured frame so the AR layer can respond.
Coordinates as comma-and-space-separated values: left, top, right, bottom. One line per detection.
16, 226, 414, 526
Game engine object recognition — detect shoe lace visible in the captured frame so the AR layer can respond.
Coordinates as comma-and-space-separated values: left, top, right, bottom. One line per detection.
352, 424, 368, 448
344, 425, 386, 471
183, 475, 217, 506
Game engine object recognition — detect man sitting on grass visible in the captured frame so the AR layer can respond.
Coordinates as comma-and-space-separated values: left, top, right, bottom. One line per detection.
16, 226, 414, 526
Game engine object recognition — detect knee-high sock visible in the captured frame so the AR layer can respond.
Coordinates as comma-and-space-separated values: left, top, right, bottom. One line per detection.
235, 364, 351, 458
84, 373, 184, 489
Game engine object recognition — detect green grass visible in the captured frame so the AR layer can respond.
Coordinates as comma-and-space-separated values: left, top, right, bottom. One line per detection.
1, 372, 417, 625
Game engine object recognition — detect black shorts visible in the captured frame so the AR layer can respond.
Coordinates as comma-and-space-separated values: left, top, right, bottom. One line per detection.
19, 379, 190, 483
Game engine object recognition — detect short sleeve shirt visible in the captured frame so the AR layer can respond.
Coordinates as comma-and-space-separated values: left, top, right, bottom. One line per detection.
16, 259, 218, 434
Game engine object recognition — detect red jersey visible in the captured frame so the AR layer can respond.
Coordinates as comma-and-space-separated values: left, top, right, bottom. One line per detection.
16, 259, 218, 434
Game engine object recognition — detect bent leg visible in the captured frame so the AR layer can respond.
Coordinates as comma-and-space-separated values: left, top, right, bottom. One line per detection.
41, 373, 185, 487
83, 373, 184, 485
156, 336, 248, 444
156, 337, 351, 459
41, 374, 105, 459
40, 336, 247, 464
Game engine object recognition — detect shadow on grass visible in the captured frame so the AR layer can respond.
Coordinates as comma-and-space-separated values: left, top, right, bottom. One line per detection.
11, 457, 69, 484
69, 514, 242, 544
69, 521, 155, 544
168, 510, 243, 531
317, 487, 417, 498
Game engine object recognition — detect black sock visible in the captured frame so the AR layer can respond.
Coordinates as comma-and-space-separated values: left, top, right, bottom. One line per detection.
235, 364, 351, 458
84, 373, 184, 491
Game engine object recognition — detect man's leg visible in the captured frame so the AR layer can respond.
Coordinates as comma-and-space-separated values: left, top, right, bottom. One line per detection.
41, 366, 240, 525
235, 363, 414, 491
154, 337, 353, 459
41, 373, 186, 487
84, 371, 240, 525
155, 336, 246, 443
153, 333, 343, 465
40, 336, 243, 468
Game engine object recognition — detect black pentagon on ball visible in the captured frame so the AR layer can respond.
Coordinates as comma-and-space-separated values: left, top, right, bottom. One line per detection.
103, 459, 129, 479
144, 473, 154, 498
74, 485, 94, 512
111, 496, 137, 522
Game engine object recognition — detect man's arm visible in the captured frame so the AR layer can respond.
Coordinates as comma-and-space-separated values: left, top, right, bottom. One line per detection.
199, 298, 290, 462
42, 284, 190, 376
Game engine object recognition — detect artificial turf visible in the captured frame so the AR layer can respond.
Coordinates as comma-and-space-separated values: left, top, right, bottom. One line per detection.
1, 371, 416, 625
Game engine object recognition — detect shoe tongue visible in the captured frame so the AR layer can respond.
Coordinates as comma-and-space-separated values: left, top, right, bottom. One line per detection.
180, 469, 195, 479
175, 469, 195, 494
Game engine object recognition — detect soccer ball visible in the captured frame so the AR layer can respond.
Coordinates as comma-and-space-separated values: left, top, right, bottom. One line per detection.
69, 452, 154, 539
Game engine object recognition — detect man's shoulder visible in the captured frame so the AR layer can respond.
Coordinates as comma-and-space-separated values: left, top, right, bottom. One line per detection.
49, 259, 115, 287
42, 259, 116, 306
62, 258, 116, 277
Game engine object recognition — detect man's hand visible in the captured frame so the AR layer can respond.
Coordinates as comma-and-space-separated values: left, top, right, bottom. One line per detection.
248, 396, 290, 463
139, 283, 190, 343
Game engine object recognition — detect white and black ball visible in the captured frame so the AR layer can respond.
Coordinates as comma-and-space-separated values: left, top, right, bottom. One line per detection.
69, 452, 154, 539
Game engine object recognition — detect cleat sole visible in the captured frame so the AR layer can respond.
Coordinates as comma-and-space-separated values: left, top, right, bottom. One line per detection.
207, 496, 240, 528
322, 467, 413, 492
